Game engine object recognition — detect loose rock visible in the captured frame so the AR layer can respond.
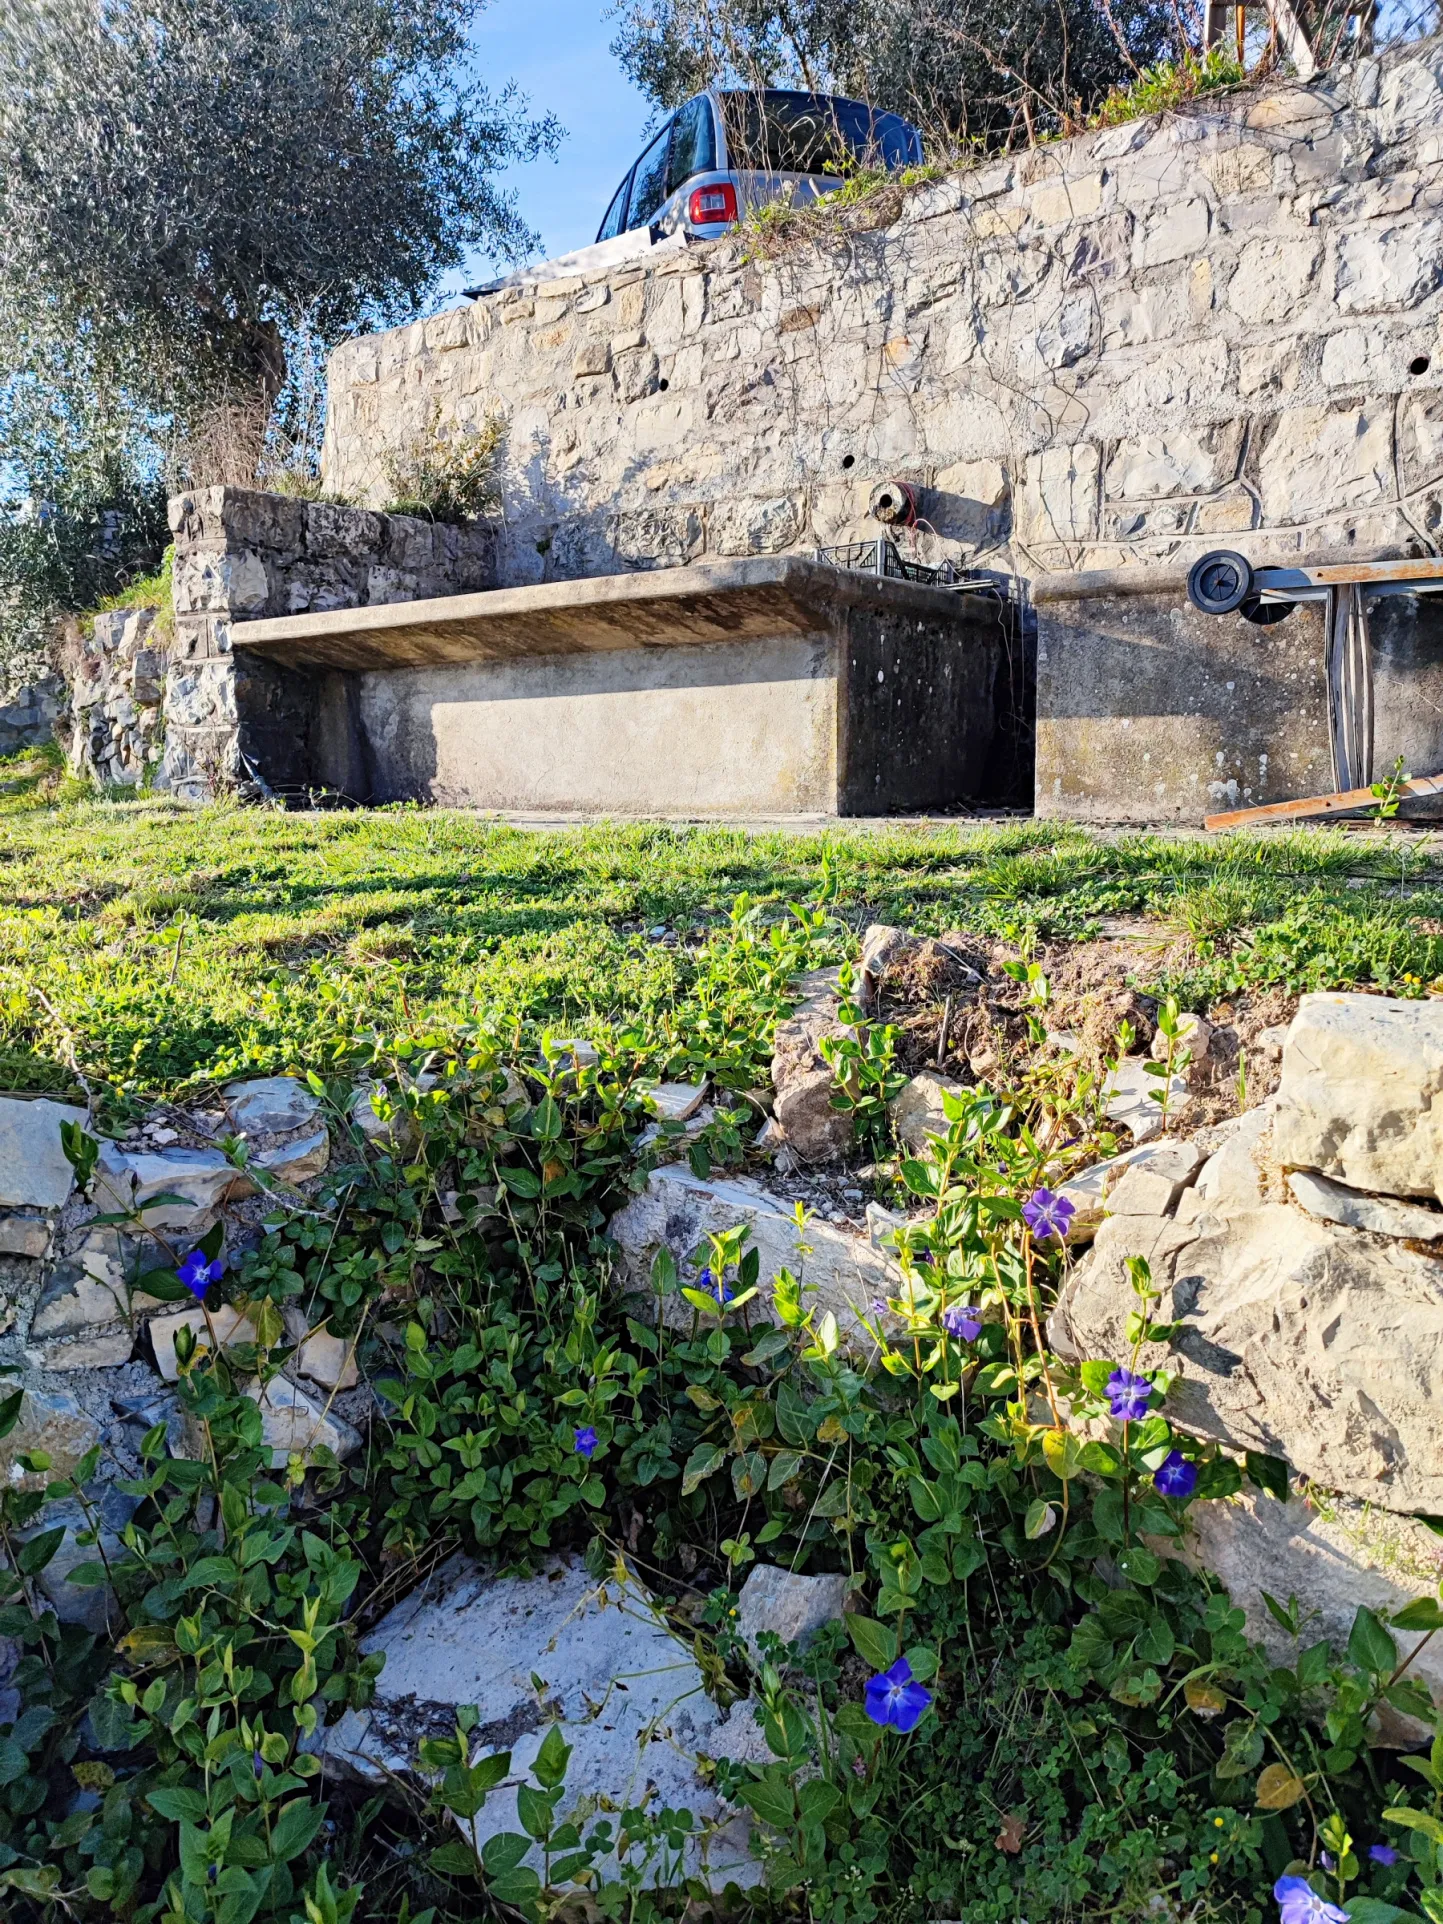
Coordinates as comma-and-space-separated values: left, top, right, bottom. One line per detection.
225, 1076, 322, 1135
888, 1072, 964, 1155
737, 1563, 848, 1661
1272, 992, 1443, 1201
1288, 1169, 1443, 1241
609, 1164, 897, 1342
0, 1096, 87, 1209
770, 968, 852, 1162
253, 1129, 330, 1185
93, 1144, 248, 1233
322, 1555, 759, 1887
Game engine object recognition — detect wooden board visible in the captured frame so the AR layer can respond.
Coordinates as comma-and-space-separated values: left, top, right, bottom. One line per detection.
1205, 771, 1443, 830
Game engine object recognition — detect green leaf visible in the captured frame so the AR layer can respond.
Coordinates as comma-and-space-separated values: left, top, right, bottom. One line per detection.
798, 1781, 841, 1824
532, 1723, 571, 1790
766, 1451, 803, 1490
428, 1840, 480, 1878
270, 1796, 327, 1863
737, 1777, 797, 1830
1345, 1899, 1429, 1924
680, 1442, 726, 1497
1392, 1598, 1443, 1633
15, 1527, 65, 1576
846, 1615, 898, 1672
498, 1166, 542, 1199
481, 1832, 533, 1877
147, 1786, 209, 1822
1078, 1361, 1114, 1397
1245, 1451, 1291, 1501
516, 1783, 554, 1842
1348, 1605, 1398, 1678
908, 1477, 942, 1523
1384, 1808, 1443, 1846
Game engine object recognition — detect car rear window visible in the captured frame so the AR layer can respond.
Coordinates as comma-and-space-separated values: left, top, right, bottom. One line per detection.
720, 91, 917, 174
627, 123, 672, 229
666, 94, 717, 194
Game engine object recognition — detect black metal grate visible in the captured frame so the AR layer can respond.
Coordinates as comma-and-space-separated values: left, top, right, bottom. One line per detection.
814, 539, 1010, 597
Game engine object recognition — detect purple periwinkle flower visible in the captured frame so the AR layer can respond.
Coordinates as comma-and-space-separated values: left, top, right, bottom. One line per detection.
1105, 1367, 1154, 1421
863, 1658, 932, 1733
1153, 1450, 1198, 1499
177, 1248, 224, 1302
869, 1297, 889, 1317
697, 1266, 733, 1305
1371, 1846, 1400, 1867
253, 1750, 264, 1781
573, 1426, 598, 1459
1274, 1876, 1348, 1924
1022, 1187, 1076, 1241
941, 1303, 983, 1342
1320, 1854, 1335, 1873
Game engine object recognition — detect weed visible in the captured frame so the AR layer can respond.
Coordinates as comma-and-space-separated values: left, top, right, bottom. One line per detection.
382, 407, 504, 525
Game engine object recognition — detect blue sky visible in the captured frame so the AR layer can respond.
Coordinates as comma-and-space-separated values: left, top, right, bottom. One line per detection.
441, 0, 659, 294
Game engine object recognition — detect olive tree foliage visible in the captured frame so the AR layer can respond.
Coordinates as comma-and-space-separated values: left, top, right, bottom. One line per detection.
0, 0, 558, 416
0, 0, 558, 685
609, 0, 1176, 146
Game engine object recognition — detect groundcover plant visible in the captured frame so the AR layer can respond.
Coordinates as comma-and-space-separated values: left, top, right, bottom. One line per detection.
2, 797, 1443, 1922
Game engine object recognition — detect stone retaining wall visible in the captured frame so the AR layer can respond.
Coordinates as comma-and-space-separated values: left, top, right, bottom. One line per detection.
60, 490, 494, 800
323, 36, 1443, 590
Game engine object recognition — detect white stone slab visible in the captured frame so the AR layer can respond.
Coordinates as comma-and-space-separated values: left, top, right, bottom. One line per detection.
0, 1096, 87, 1209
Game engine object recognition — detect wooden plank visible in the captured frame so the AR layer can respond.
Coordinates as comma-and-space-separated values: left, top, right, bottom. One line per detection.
1205, 771, 1443, 830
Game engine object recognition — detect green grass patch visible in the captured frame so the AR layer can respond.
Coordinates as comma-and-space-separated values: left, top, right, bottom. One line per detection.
1, 791, 1441, 1099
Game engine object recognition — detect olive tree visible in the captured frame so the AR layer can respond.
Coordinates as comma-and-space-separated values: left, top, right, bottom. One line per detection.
609, 0, 1174, 146
0, 0, 558, 416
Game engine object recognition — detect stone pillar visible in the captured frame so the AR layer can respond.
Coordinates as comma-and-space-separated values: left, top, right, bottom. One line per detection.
158, 487, 494, 802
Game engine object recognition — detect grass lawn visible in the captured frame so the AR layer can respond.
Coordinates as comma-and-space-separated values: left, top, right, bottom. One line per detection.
3, 757, 1443, 1097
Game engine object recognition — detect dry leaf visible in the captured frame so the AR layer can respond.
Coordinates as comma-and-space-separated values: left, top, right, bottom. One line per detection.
1255, 1763, 1308, 1810
1184, 1679, 1227, 1718
996, 1810, 1027, 1853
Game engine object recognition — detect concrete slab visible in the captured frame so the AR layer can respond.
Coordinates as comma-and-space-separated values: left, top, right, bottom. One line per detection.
231, 555, 996, 671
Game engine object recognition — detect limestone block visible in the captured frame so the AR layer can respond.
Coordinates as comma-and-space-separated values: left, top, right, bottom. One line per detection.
322, 1556, 758, 1887
770, 968, 851, 1162
1400, 395, 1443, 493
707, 496, 801, 556
608, 1164, 897, 1342
250, 1376, 359, 1466
150, 1303, 260, 1381
1019, 442, 1101, 546
1101, 1057, 1186, 1142
165, 660, 237, 731
615, 349, 661, 404
1198, 141, 1276, 197
1376, 53, 1443, 140
1104, 424, 1243, 500
16, 1488, 135, 1634
1289, 1169, 1443, 1240
1106, 1136, 1207, 1215
1336, 221, 1443, 314
1133, 198, 1209, 269
0, 1096, 86, 1208
305, 502, 384, 559
1257, 406, 1393, 523
1179, 1487, 1443, 1727
172, 550, 269, 617
294, 1329, 360, 1391
889, 1073, 965, 1155
224, 1076, 322, 1135
0, 1388, 101, 1491
31, 1260, 163, 1338
1272, 993, 1443, 1200
1027, 171, 1104, 226
1227, 236, 1323, 325
647, 1081, 709, 1123
737, 1563, 848, 1660
1054, 1180, 1443, 1513
609, 507, 704, 569
252, 1129, 330, 1185
1035, 292, 1095, 370
0, 1215, 49, 1258
94, 1143, 248, 1233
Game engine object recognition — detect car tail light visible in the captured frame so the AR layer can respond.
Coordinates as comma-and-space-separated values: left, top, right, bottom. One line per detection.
688, 182, 737, 225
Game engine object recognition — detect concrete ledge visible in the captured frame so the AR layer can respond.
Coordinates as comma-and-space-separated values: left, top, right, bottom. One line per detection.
232, 556, 997, 670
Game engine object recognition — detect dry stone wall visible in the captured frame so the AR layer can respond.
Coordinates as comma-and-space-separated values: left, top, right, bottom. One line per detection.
324, 37, 1443, 588
61, 489, 494, 799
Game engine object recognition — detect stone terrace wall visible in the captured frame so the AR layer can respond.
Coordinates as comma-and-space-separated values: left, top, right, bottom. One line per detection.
324, 38, 1443, 588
